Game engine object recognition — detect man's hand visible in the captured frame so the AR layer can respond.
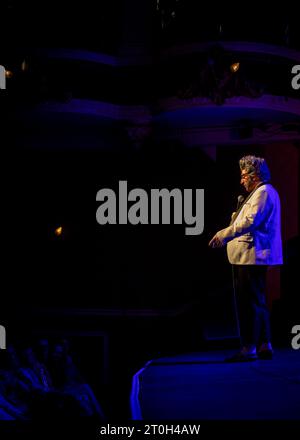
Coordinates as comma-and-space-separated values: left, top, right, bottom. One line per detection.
208, 234, 225, 248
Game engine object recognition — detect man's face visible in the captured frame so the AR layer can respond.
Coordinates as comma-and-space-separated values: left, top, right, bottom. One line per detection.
240, 170, 257, 192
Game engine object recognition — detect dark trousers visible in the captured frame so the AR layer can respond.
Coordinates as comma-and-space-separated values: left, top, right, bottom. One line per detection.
233, 265, 271, 347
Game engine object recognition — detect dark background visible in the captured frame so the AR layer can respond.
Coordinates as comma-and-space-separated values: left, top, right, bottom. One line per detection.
1, 0, 299, 420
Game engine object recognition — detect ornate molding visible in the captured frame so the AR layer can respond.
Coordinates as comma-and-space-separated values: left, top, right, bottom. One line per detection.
32, 42, 300, 66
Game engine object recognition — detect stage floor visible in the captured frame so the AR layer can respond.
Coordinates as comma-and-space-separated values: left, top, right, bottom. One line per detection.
131, 348, 300, 420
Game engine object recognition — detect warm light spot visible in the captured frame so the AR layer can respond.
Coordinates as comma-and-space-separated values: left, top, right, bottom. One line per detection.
230, 62, 240, 73
54, 226, 63, 236
5, 70, 13, 78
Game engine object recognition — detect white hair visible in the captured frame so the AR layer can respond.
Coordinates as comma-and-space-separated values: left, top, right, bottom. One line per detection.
239, 155, 271, 182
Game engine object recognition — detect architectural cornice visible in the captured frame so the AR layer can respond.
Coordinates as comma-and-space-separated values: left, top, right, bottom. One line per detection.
31, 95, 300, 121
21, 95, 300, 147
32, 42, 300, 66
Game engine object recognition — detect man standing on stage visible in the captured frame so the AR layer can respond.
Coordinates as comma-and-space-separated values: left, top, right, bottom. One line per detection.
209, 155, 283, 361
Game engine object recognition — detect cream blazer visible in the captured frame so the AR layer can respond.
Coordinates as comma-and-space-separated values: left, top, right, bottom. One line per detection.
217, 184, 283, 265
